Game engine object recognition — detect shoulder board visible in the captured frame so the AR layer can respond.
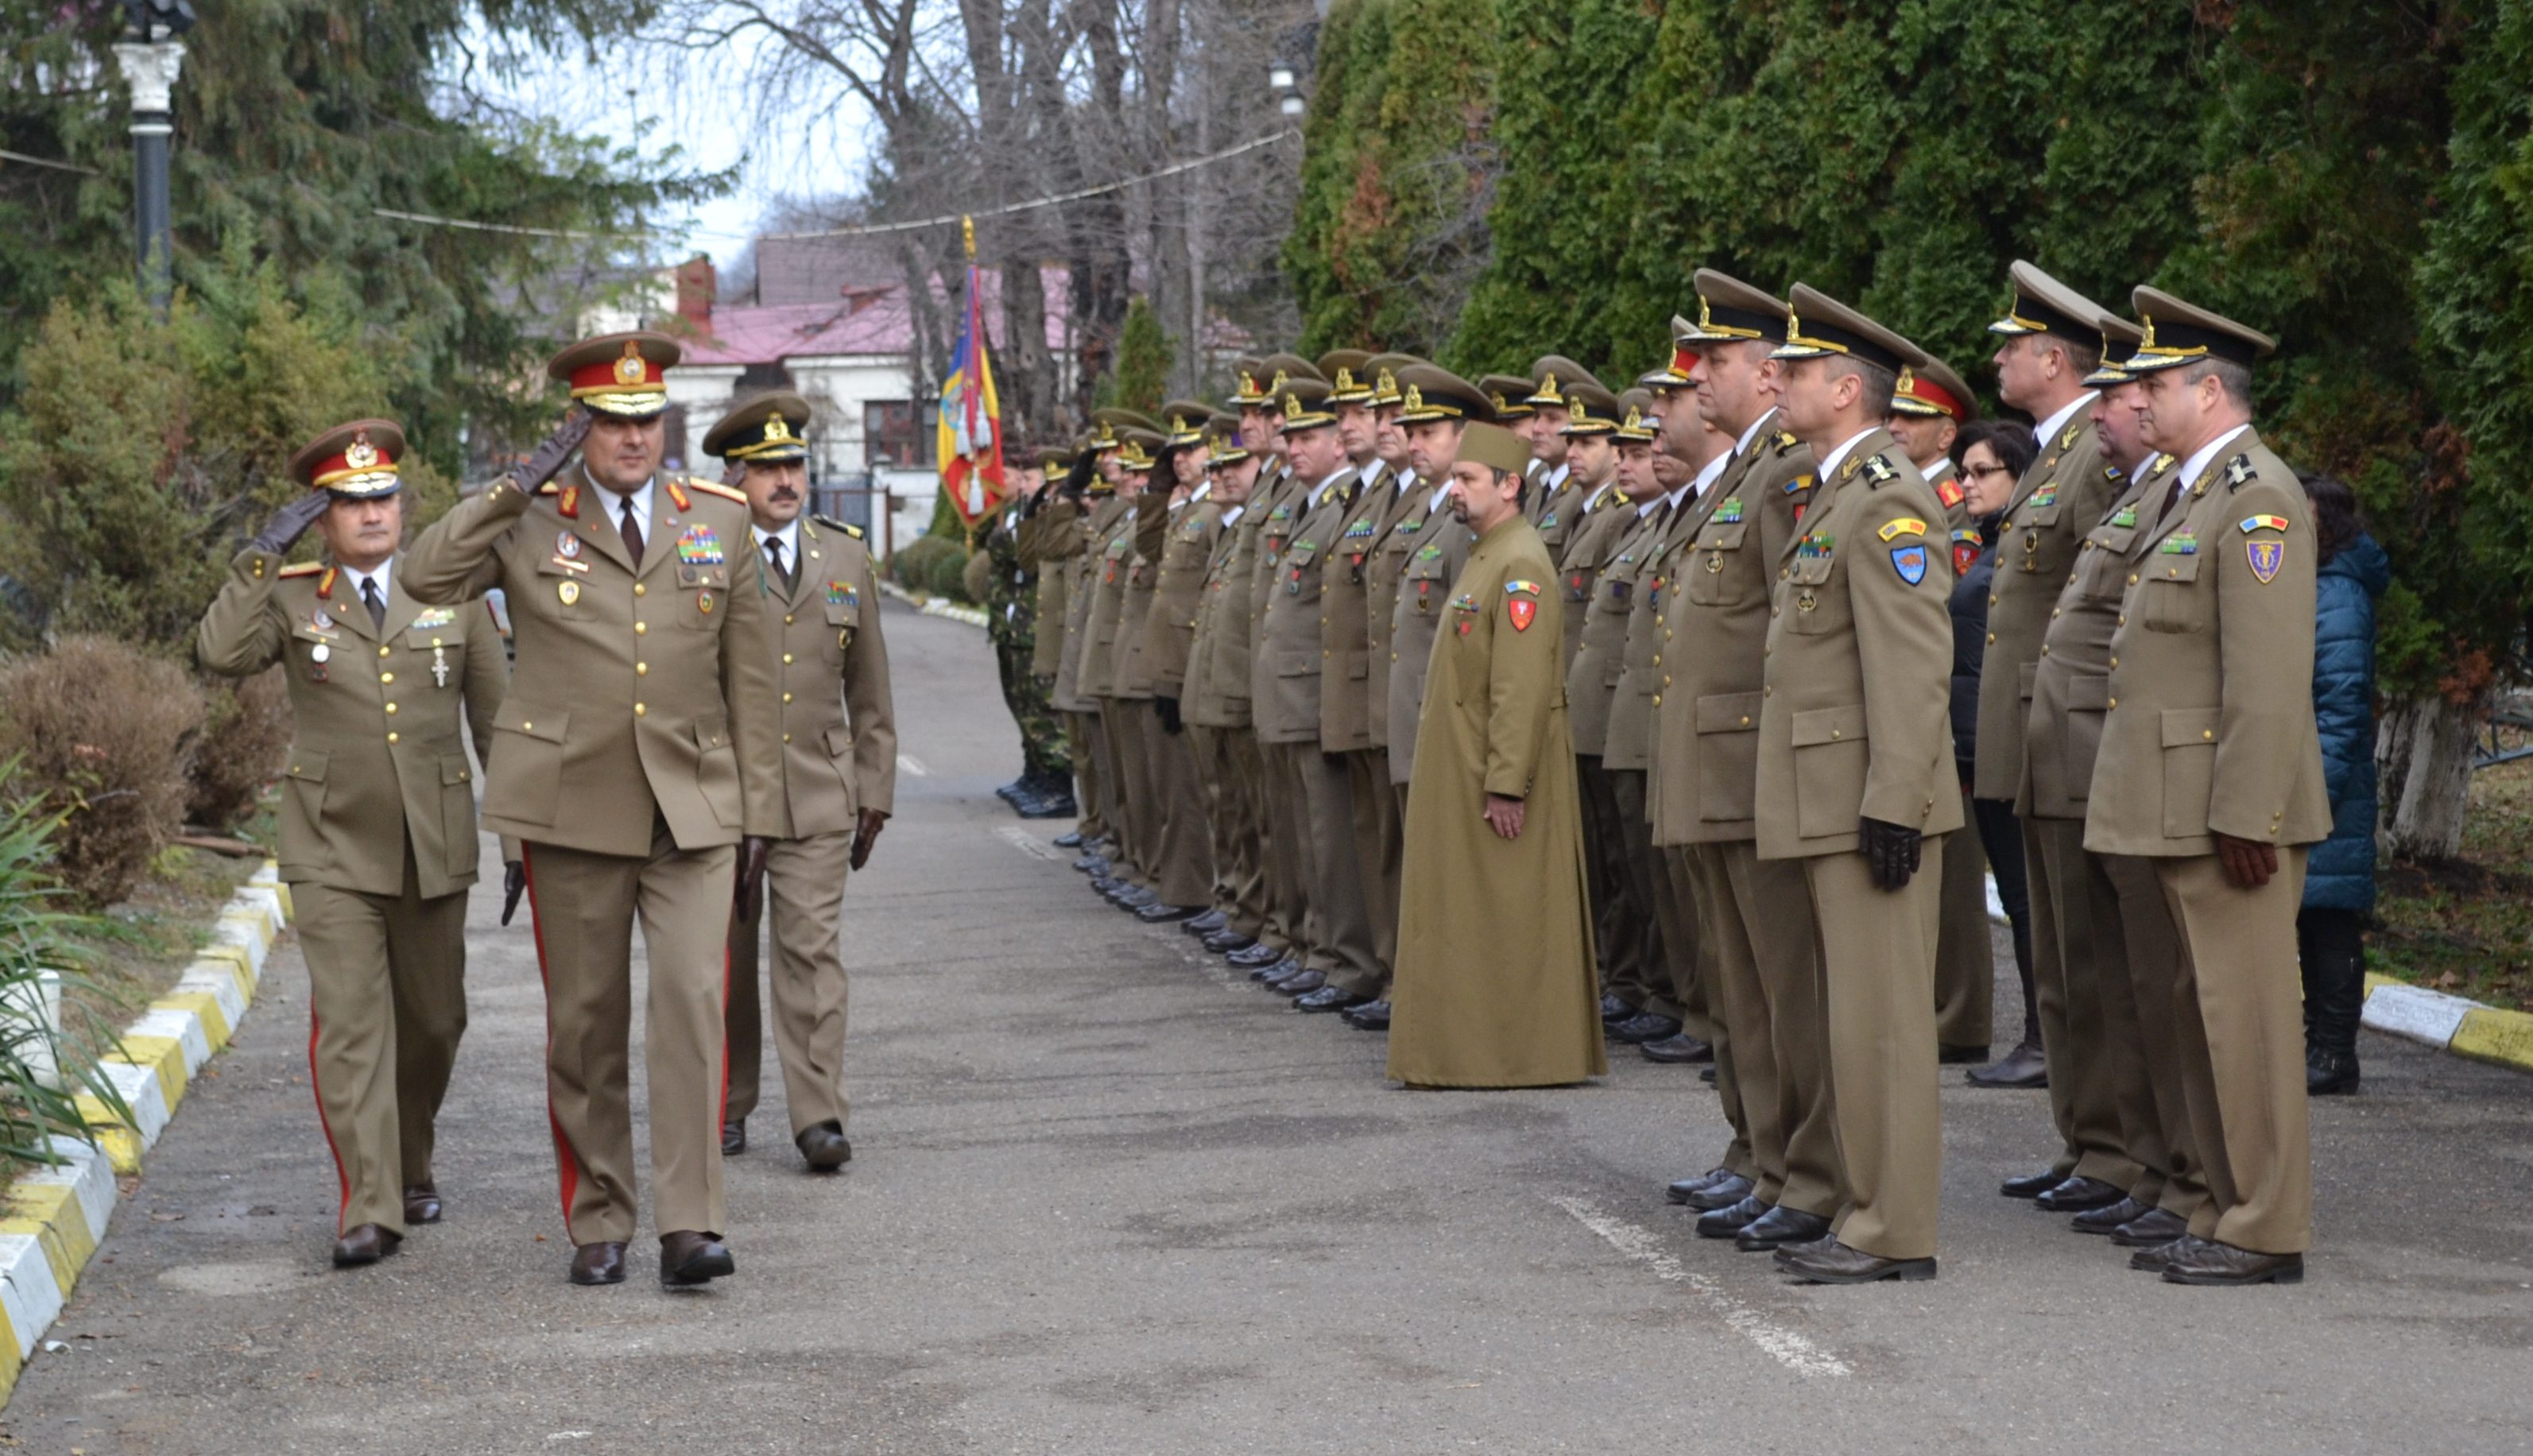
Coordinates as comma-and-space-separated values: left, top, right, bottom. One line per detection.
685, 477, 748, 504
662, 478, 691, 512
1774, 430, 1798, 451
277, 562, 326, 578
536, 480, 560, 494
2148, 453, 2175, 478
1861, 454, 1900, 484
2221, 453, 2258, 490
2061, 422, 2082, 450
811, 513, 864, 539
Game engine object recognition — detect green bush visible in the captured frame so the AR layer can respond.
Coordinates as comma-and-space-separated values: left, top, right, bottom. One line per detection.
188, 666, 292, 833
959, 546, 994, 605
0, 787, 134, 1168
0, 638, 205, 910
887, 536, 966, 598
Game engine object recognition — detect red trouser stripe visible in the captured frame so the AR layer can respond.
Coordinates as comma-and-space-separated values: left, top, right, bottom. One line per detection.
521, 845, 581, 1244
308, 1009, 351, 1234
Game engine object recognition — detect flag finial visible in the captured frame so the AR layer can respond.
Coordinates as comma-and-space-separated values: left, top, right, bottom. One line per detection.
962, 215, 976, 261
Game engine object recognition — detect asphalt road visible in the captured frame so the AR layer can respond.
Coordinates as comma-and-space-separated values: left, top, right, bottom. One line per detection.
8, 601, 2530, 1454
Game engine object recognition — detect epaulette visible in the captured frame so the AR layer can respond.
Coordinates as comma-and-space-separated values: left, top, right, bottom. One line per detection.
535, 480, 560, 494
1775, 430, 1799, 451
2221, 454, 2256, 490
662, 477, 691, 512
2148, 453, 2176, 478
811, 513, 865, 540
1861, 454, 1900, 486
684, 477, 750, 505
277, 562, 326, 578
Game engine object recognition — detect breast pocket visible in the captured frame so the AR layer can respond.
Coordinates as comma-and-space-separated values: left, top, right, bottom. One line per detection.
486, 703, 567, 825
676, 565, 730, 630
1784, 555, 1842, 635
826, 601, 859, 656
2141, 552, 2206, 633
2159, 706, 2221, 837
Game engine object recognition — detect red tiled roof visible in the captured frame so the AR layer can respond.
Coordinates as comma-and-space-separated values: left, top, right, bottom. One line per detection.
681, 266, 1070, 366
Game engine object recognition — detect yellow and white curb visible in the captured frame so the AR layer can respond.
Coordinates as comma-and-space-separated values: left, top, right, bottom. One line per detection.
877, 579, 990, 629
0, 859, 289, 1405
2361, 973, 2533, 1075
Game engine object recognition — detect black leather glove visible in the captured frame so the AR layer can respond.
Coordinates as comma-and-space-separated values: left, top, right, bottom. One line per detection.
734, 834, 771, 923
499, 860, 527, 926
1861, 816, 1923, 891
1154, 695, 1183, 734
251, 491, 333, 556
507, 406, 593, 494
850, 808, 888, 871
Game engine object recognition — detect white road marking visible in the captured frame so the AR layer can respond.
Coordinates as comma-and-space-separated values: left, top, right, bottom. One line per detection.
993, 826, 1067, 862
1551, 1194, 1852, 1379
897, 753, 931, 776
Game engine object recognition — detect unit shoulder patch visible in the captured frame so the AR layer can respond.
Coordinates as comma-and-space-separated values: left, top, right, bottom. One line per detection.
1876, 517, 1929, 542
2237, 513, 2290, 534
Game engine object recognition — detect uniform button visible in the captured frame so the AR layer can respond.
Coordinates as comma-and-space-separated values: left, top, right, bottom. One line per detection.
635, 622, 648, 634
783, 691, 794, 703
1830, 729, 1842, 740
1764, 687, 1773, 698
785, 614, 795, 625
2107, 697, 2117, 709
1772, 606, 1781, 617
1989, 594, 1998, 606
381, 672, 394, 683
386, 731, 398, 743
637, 662, 649, 676
783, 652, 795, 664
459, 769, 467, 780
1663, 676, 1671, 686
2118, 614, 2128, 625
2109, 656, 2118, 668
385, 702, 398, 714
1740, 715, 1751, 727
2127, 573, 2139, 585
635, 703, 646, 716
2040, 645, 2049, 656
2203, 729, 2214, 741
1986, 632, 1996, 644
1652, 695, 1662, 707
1392, 652, 1399, 662
634, 584, 647, 597
783, 732, 792, 744
2051, 608, 2060, 618
378, 645, 390, 658
523, 721, 533, 731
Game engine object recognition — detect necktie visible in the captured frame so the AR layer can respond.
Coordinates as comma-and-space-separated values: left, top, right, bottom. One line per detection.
362, 577, 386, 630
620, 497, 645, 566
765, 536, 793, 591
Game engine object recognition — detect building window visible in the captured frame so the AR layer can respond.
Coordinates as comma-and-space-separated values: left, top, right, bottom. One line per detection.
866, 401, 936, 468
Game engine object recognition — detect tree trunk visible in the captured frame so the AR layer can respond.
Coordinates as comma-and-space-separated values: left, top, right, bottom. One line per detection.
2376, 691, 2481, 862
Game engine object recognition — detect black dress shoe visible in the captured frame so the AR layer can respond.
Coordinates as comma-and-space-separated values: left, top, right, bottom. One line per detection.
1736, 1204, 1833, 1252
1664, 1168, 1737, 1206
721, 1120, 746, 1156
1252, 956, 1304, 984
2162, 1238, 2303, 1286
1600, 993, 1634, 1024
1203, 931, 1258, 955
1698, 1067, 1717, 1085
1053, 831, 1086, 850
994, 778, 1024, 803
2035, 1175, 2126, 1213
1016, 791, 1076, 819
660, 1230, 735, 1286
570, 1241, 628, 1285
1226, 943, 1284, 969
1968, 1039, 2049, 1088
2128, 1233, 2203, 1274
331, 1224, 402, 1268
402, 1183, 443, 1225
1694, 1194, 1769, 1239
1609, 1013, 1683, 1044
1779, 1237, 1937, 1284
1110, 886, 1158, 909
1639, 1033, 1713, 1064
2070, 1195, 2153, 1235
1295, 986, 1368, 1013
2306, 1047, 2361, 1096
1272, 968, 1327, 996
2000, 1168, 2062, 1199
1342, 998, 1392, 1030
1073, 854, 1110, 874
1185, 910, 1228, 935
1088, 874, 1121, 893
1938, 1044, 1990, 1065
2111, 1207, 2191, 1247
1680, 1171, 1755, 1212
796, 1121, 853, 1171
1135, 902, 1199, 923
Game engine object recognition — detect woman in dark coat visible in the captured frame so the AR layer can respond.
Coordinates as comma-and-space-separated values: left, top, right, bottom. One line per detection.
2300, 474, 2388, 1094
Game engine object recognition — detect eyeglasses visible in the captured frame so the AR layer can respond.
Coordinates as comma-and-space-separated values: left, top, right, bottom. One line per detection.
1963, 462, 2015, 480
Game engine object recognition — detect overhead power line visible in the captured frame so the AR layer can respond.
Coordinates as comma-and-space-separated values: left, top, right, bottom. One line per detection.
0, 149, 102, 176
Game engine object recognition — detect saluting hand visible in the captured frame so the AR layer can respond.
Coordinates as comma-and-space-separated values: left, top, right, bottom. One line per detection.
1483, 792, 1526, 840
507, 406, 593, 494
734, 835, 772, 922
500, 860, 527, 926
850, 808, 888, 871
250, 490, 334, 556
2213, 831, 2279, 889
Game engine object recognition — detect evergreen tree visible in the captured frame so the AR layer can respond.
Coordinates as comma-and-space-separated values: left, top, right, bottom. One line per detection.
1113, 296, 1175, 416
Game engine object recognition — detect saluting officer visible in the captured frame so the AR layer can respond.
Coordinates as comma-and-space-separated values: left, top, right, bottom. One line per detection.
402, 331, 783, 1288
198, 420, 509, 1268
2086, 288, 2326, 1286
705, 392, 896, 1172
1757, 286, 1962, 1284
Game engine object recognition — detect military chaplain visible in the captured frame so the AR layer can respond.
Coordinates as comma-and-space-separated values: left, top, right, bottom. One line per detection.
1388, 420, 1605, 1090
198, 420, 509, 1268
402, 331, 784, 1288
706, 392, 897, 1172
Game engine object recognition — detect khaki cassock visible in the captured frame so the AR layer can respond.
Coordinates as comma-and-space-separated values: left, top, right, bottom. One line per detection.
1557, 489, 1649, 1001
1079, 501, 1150, 882
1019, 495, 1090, 829
1609, 492, 1711, 1037
2022, 453, 2198, 1218
1925, 458, 1997, 1051
1131, 493, 1221, 909
1755, 432, 1962, 1261
1566, 501, 1672, 1016
1253, 474, 1381, 993
1183, 494, 1271, 939
725, 519, 896, 1140
401, 470, 782, 1245
1051, 492, 1126, 844
1652, 420, 1834, 1210
1389, 515, 1605, 1087
1977, 409, 2141, 1187
1320, 463, 1422, 979
196, 552, 505, 1237
2086, 429, 2326, 1255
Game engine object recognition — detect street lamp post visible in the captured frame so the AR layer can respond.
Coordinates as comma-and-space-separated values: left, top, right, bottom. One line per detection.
112, 0, 196, 311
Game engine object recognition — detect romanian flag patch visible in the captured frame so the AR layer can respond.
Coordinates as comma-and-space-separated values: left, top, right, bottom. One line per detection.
2238, 513, 2290, 534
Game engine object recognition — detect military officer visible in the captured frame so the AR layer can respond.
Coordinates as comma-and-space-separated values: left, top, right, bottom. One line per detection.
1017, 442, 1086, 831
1052, 432, 1127, 867
1183, 421, 1275, 956
197, 420, 508, 1268
1081, 425, 1163, 902
1388, 420, 1604, 1089
2085, 288, 2325, 1285
704, 392, 895, 1173
401, 330, 782, 1288
1756, 286, 1961, 1284
1524, 357, 1596, 560
1122, 402, 1223, 922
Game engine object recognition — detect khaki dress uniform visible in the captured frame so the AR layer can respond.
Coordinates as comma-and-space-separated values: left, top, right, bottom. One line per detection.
1183, 478, 1269, 939
199, 523, 505, 1241
1080, 498, 1151, 883
1134, 486, 1223, 911
1607, 490, 1713, 1032
1111, 485, 1191, 899
1385, 483, 1474, 804
1567, 503, 1671, 1014
1320, 462, 1421, 978
1020, 490, 1092, 830
1056, 490, 1129, 845
723, 514, 896, 1145
1389, 507, 1605, 1088
1242, 464, 1314, 960
2086, 407, 2326, 1257
1755, 409, 1962, 1265
402, 450, 783, 1248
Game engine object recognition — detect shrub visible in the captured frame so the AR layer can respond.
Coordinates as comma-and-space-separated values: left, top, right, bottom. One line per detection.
959, 545, 993, 605
0, 788, 134, 1168
888, 536, 964, 594
188, 667, 292, 832
0, 639, 205, 910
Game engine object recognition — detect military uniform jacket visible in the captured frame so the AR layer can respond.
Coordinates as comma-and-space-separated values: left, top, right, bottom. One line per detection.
197, 550, 506, 899
1555, 487, 1640, 671
1021, 497, 1081, 678
2083, 429, 2330, 857
755, 519, 896, 840
1649, 424, 1815, 846
1533, 473, 1587, 563
1318, 463, 1412, 751
1078, 501, 1139, 699
1363, 471, 1430, 752
1605, 497, 1706, 774
1253, 477, 1355, 745
1183, 496, 1265, 730
1110, 496, 1171, 700
1973, 408, 2115, 800
1754, 429, 1963, 861
1387, 487, 1478, 786
401, 470, 784, 856
2017, 455, 2171, 820
1141, 496, 1222, 697
1050, 493, 1126, 713
1566, 505, 1671, 757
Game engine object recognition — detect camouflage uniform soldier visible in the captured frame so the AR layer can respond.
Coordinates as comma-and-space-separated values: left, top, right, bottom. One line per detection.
985, 451, 1073, 815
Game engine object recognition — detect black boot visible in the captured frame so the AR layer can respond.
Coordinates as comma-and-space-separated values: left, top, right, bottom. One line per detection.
2299, 907, 2365, 1097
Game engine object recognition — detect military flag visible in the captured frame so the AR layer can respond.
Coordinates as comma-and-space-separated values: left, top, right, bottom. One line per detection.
938, 216, 1006, 529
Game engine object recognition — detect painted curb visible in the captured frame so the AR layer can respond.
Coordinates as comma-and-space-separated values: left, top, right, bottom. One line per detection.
877, 579, 990, 629
2361, 972, 2533, 1075
0, 859, 289, 1407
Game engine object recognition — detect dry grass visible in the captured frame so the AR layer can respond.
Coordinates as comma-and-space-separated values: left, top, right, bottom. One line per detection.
2372, 754, 2533, 1013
